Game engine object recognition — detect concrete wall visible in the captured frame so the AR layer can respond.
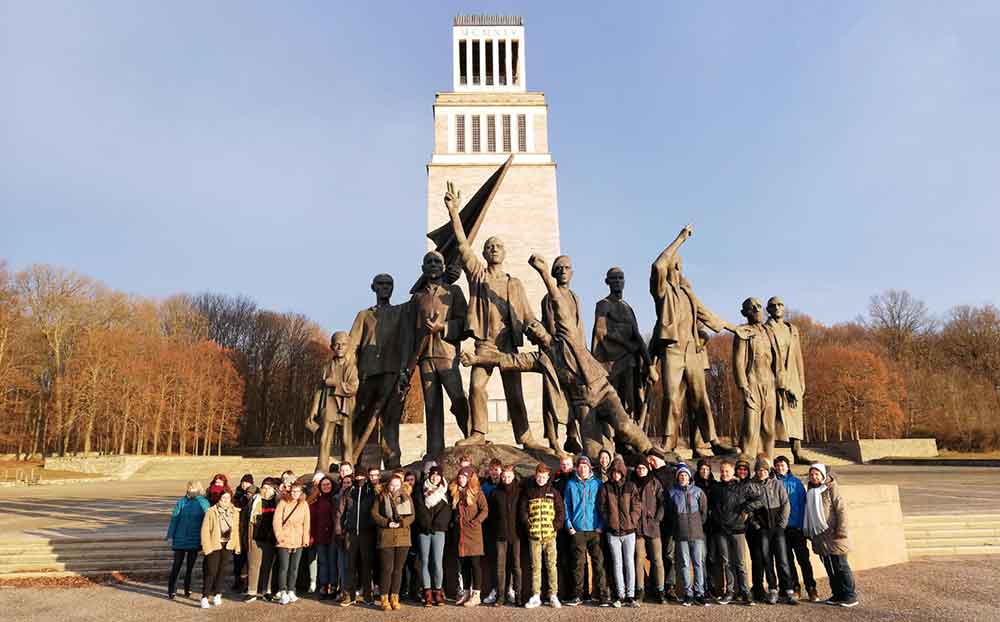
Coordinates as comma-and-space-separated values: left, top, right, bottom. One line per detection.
851, 439, 938, 463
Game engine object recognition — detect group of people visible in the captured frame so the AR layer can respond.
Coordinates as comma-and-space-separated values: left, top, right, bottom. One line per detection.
165, 448, 858, 611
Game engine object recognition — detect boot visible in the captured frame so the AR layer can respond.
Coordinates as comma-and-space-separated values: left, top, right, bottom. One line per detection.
423, 589, 434, 608
339, 591, 353, 607
455, 431, 487, 446
380, 595, 391, 611
711, 440, 739, 456
463, 589, 480, 607
807, 587, 819, 602
434, 589, 445, 606
390, 594, 400, 610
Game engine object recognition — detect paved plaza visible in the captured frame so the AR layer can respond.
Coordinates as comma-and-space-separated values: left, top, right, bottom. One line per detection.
0, 556, 996, 622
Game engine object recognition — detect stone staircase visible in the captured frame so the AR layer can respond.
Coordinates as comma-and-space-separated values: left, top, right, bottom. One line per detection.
904, 514, 1000, 557
129, 456, 318, 481
0, 535, 177, 581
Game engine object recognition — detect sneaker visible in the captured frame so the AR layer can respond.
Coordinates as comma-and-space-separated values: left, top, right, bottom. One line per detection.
783, 591, 798, 606
612, 599, 622, 608
287, 592, 298, 603
200, 597, 211, 609
807, 588, 819, 602
262, 593, 274, 602
740, 592, 755, 607
822, 597, 842, 606
507, 588, 517, 604
694, 596, 710, 607
664, 590, 679, 603
279, 592, 290, 606
717, 593, 732, 605
482, 589, 497, 605
308, 581, 316, 594
839, 599, 859, 608
212, 594, 222, 606
564, 597, 582, 607
682, 596, 693, 607
767, 589, 779, 605
455, 589, 469, 606
167, 593, 175, 600
525, 595, 542, 609
600, 597, 613, 607
625, 597, 638, 608
656, 590, 668, 605
549, 595, 561, 609
243, 595, 257, 603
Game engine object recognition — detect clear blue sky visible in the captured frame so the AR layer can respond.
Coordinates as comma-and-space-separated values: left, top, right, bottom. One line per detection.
3, 1, 998, 335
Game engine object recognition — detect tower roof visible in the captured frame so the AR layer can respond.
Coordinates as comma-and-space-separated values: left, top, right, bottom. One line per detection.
453, 15, 523, 27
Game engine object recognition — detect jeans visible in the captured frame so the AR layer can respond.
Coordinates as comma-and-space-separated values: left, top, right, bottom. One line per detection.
494, 538, 522, 602
635, 535, 664, 593
676, 539, 706, 597
750, 526, 792, 594
821, 555, 856, 602
168, 548, 198, 596
785, 528, 816, 591
255, 540, 278, 595
571, 531, 607, 600
659, 532, 675, 589
418, 531, 446, 589
606, 533, 636, 599
713, 532, 749, 596
379, 546, 409, 595
202, 548, 231, 597
308, 542, 337, 588
529, 538, 558, 597
276, 547, 303, 593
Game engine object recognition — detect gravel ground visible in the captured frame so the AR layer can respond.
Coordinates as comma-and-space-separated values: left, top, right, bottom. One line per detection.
1, 557, 997, 622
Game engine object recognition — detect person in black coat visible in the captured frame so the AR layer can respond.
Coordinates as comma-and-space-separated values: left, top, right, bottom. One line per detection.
488, 465, 522, 606
707, 460, 763, 605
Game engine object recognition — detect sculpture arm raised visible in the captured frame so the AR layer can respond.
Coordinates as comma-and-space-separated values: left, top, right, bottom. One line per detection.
444, 181, 482, 277
652, 224, 693, 274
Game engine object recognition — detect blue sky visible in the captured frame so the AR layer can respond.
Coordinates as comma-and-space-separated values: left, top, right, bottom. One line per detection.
3, 1, 998, 335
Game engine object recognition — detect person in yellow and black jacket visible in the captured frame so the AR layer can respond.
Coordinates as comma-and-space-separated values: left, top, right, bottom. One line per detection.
518, 462, 565, 609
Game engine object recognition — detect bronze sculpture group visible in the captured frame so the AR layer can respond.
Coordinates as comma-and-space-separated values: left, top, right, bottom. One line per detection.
307, 172, 806, 471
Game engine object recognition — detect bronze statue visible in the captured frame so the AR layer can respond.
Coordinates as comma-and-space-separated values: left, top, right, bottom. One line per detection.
592, 267, 650, 419
733, 297, 778, 458
307, 331, 358, 473
400, 250, 472, 459
444, 182, 547, 451
348, 273, 409, 468
540, 255, 585, 453
764, 296, 806, 463
462, 255, 653, 460
648, 224, 741, 458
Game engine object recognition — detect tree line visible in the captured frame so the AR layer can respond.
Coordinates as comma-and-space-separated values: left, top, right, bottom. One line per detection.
2, 259, 998, 458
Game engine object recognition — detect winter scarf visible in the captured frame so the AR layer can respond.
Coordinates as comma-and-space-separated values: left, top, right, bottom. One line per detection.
423, 477, 448, 508
803, 464, 829, 538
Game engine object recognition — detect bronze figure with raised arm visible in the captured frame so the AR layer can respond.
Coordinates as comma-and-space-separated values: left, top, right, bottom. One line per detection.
461, 254, 653, 460
444, 181, 548, 451
648, 224, 745, 459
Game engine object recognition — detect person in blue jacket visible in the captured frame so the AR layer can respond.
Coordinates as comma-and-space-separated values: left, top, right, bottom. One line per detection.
773, 456, 817, 601
562, 455, 610, 607
166, 481, 210, 599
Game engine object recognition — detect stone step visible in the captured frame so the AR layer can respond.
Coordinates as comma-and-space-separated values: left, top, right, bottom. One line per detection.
903, 514, 1000, 525
0, 558, 184, 574
0, 537, 166, 556
904, 527, 1000, 539
908, 545, 1000, 557
0, 567, 184, 581
9, 548, 175, 566
907, 536, 1000, 548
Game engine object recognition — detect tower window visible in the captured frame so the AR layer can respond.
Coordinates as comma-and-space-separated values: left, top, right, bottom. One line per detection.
517, 114, 527, 152
487, 115, 496, 152
485, 40, 494, 86
511, 40, 520, 85
498, 40, 507, 85
456, 115, 465, 152
472, 40, 481, 85
471, 115, 481, 152
502, 115, 511, 152
459, 40, 467, 85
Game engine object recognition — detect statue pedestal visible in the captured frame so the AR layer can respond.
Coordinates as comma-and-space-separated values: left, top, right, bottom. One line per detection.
402, 443, 561, 480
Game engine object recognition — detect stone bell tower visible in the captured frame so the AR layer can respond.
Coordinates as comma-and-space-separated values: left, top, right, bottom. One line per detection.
426, 15, 561, 441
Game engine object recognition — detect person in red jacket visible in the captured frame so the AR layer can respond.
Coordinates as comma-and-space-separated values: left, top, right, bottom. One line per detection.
308, 476, 337, 599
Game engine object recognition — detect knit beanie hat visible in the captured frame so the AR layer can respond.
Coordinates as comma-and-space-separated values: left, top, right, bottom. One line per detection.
809, 463, 828, 481
575, 455, 592, 467
675, 463, 692, 482
428, 465, 443, 478
754, 456, 771, 472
